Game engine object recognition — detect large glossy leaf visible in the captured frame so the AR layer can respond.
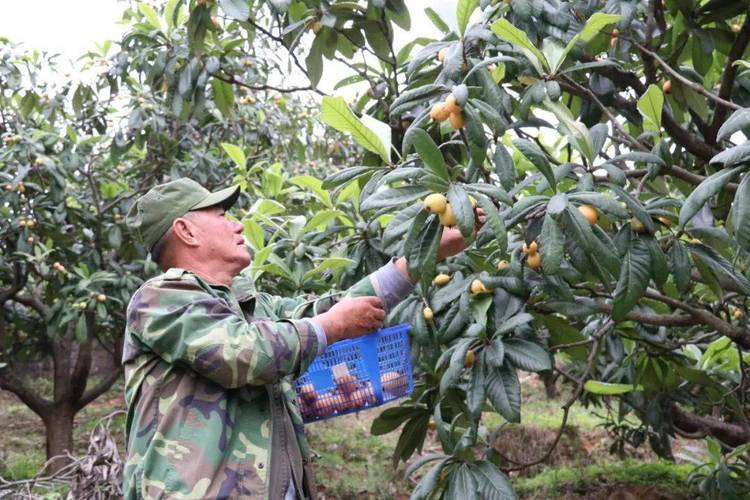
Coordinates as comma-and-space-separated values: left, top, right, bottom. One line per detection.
456, 0, 480, 36
320, 96, 389, 162
612, 237, 652, 320
218, 0, 249, 20
322, 165, 380, 190
424, 7, 450, 33
446, 463, 480, 500
467, 352, 486, 419
543, 99, 594, 165
503, 338, 551, 372
513, 138, 556, 191
556, 12, 620, 72
447, 183, 476, 239
637, 84, 664, 131
540, 213, 564, 274
584, 381, 642, 395
211, 78, 234, 118
440, 338, 473, 394
411, 458, 450, 500
717, 107, 750, 141
732, 173, 750, 252
494, 313, 534, 336
360, 186, 431, 211
470, 461, 517, 500
474, 194, 507, 253
606, 183, 654, 233
221, 143, 246, 168
490, 19, 548, 74
709, 143, 750, 167
670, 242, 692, 294
302, 257, 354, 280
678, 166, 745, 228
407, 216, 442, 284
409, 128, 449, 180
486, 363, 521, 422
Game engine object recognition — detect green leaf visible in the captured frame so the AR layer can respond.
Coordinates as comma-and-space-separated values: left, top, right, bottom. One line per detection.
670, 242, 692, 294
503, 338, 551, 372
486, 363, 521, 422
75, 314, 88, 342
321, 96, 389, 163
473, 194, 507, 253
490, 19, 548, 74
302, 209, 344, 232
467, 353, 486, 419
543, 99, 594, 165
221, 142, 246, 169
513, 139, 556, 192
371, 406, 421, 435
637, 84, 664, 131
211, 78, 234, 118
447, 183, 475, 240
732, 173, 750, 252
679, 166, 745, 228
303, 257, 354, 281
138, 3, 162, 29
470, 461, 517, 500
584, 381, 642, 395
424, 7, 450, 33
290, 175, 332, 207
494, 313, 534, 336
710, 143, 750, 167
456, 0, 480, 36
556, 13, 620, 72
306, 35, 324, 87
409, 128, 449, 181
446, 464, 480, 499
411, 458, 450, 500
407, 216, 442, 285
718, 107, 750, 141
322, 165, 379, 190
218, 0, 249, 20
612, 238, 652, 321
539, 213, 564, 274
361, 186, 431, 211
440, 339, 473, 395
606, 183, 654, 233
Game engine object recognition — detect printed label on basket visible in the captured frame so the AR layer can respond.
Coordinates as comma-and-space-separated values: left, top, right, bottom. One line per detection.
296, 324, 413, 423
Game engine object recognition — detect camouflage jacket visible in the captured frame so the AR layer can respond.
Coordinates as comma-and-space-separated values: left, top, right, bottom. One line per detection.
122, 267, 382, 499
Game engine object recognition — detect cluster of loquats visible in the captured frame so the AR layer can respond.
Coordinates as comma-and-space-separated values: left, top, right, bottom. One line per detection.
429, 84, 468, 129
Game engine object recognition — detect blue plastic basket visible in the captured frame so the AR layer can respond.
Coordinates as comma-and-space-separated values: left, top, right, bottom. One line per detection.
295, 323, 413, 423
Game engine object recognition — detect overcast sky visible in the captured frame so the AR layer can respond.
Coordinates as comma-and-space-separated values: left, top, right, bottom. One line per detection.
0, 0, 459, 97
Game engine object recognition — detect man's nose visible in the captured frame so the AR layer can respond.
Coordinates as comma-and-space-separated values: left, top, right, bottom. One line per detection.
233, 220, 244, 233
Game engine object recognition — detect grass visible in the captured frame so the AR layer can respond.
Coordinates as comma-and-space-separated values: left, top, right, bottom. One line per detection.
515, 460, 695, 498
0, 375, 704, 499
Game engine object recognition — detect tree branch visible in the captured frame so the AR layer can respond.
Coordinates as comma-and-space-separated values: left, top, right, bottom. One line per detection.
706, 14, 750, 144
630, 39, 740, 112
670, 403, 750, 447
644, 289, 750, 349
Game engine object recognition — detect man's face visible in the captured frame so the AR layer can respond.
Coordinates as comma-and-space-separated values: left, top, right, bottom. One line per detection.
186, 206, 251, 273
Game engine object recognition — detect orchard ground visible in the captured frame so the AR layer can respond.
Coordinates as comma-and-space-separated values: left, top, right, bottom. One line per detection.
0, 375, 704, 498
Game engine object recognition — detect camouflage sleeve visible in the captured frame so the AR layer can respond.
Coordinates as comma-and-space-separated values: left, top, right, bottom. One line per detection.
127, 278, 322, 388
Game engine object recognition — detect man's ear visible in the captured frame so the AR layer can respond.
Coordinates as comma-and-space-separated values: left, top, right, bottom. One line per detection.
171, 217, 199, 247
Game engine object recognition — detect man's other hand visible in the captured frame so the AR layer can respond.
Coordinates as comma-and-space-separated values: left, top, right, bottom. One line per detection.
315, 296, 386, 343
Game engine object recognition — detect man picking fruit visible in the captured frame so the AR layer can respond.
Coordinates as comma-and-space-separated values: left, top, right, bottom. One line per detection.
122, 178, 483, 499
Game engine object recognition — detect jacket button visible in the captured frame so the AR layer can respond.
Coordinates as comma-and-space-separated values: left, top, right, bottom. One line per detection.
258, 463, 264, 469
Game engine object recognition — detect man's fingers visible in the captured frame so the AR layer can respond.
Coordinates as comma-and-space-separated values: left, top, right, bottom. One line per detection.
373, 308, 386, 321
362, 296, 384, 309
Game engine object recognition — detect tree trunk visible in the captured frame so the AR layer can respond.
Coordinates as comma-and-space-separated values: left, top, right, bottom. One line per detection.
43, 406, 76, 473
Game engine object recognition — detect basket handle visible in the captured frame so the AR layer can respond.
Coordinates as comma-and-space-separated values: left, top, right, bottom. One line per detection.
361, 332, 383, 402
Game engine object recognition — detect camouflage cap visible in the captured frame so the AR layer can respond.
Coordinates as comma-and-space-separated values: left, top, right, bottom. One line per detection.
126, 178, 240, 251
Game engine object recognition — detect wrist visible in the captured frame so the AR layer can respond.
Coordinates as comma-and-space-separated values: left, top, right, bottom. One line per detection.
315, 311, 341, 344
